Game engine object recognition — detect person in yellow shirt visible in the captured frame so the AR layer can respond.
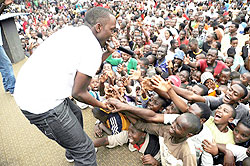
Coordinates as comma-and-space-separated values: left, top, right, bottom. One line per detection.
204, 104, 236, 144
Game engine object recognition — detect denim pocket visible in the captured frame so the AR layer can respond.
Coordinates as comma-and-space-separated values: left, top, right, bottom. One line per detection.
57, 109, 72, 127
36, 120, 57, 141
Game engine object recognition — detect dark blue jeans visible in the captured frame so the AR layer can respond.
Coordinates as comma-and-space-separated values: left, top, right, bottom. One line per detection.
22, 98, 97, 166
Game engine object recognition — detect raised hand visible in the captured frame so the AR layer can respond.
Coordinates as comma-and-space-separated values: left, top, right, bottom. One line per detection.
183, 55, 190, 65
141, 77, 154, 91
129, 65, 141, 80
167, 60, 173, 68
151, 75, 172, 93
99, 74, 108, 83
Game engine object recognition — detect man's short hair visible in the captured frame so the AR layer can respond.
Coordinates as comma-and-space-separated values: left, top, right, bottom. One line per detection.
230, 37, 238, 43
239, 116, 250, 130
195, 102, 211, 120
189, 39, 198, 45
184, 113, 202, 135
232, 22, 239, 29
140, 57, 150, 65
84, 7, 113, 27
170, 39, 177, 46
196, 84, 209, 96
221, 68, 231, 74
226, 104, 236, 119
237, 83, 248, 99
208, 48, 218, 56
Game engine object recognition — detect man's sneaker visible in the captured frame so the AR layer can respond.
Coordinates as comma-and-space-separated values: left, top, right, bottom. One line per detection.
65, 155, 74, 163
95, 148, 98, 153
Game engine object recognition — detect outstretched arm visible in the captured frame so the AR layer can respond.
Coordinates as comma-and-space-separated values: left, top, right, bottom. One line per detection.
172, 85, 205, 102
107, 98, 164, 123
151, 75, 189, 112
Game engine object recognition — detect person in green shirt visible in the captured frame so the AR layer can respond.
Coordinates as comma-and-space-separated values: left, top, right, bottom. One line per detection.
106, 46, 137, 75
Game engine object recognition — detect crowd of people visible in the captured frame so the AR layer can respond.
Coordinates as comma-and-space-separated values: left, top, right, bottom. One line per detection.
7, 0, 250, 165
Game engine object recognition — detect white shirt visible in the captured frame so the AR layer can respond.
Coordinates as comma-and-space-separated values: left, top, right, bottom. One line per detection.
14, 25, 102, 114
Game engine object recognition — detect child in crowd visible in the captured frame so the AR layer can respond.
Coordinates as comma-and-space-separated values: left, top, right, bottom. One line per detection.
201, 72, 218, 96
106, 46, 137, 75
227, 46, 244, 72
217, 68, 231, 86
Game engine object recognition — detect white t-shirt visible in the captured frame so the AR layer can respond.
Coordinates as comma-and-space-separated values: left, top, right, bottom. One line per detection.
14, 25, 102, 114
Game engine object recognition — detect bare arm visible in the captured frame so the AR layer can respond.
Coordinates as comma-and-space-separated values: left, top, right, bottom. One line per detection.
246, 55, 250, 71
172, 85, 206, 102
107, 98, 164, 123
167, 88, 189, 112
184, 54, 200, 68
72, 72, 106, 109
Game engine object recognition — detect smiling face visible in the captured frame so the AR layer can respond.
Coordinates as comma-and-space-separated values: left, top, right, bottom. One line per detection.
169, 115, 189, 138
223, 84, 245, 104
214, 104, 234, 125
156, 47, 166, 60
206, 49, 217, 65
128, 125, 146, 145
151, 44, 159, 55
225, 58, 234, 68
233, 122, 250, 144
191, 71, 201, 83
96, 15, 116, 47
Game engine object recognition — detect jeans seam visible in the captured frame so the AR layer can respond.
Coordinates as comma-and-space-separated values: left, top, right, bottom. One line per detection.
44, 119, 58, 142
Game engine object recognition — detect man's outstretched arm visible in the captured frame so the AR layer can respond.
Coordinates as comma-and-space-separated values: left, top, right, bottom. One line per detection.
107, 98, 164, 123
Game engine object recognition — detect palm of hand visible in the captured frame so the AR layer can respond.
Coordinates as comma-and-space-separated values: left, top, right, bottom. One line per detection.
99, 74, 107, 83
129, 69, 141, 80
157, 80, 171, 92
183, 56, 190, 65
141, 78, 154, 91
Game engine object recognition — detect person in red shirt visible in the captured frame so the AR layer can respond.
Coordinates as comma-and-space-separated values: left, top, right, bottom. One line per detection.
185, 48, 228, 77
177, 30, 189, 46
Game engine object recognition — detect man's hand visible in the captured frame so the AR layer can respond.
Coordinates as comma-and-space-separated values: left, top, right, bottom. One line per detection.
141, 154, 159, 166
202, 139, 219, 156
106, 98, 129, 112
151, 75, 172, 93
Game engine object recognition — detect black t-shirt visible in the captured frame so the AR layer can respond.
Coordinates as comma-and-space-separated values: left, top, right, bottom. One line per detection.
202, 42, 211, 53
188, 50, 206, 60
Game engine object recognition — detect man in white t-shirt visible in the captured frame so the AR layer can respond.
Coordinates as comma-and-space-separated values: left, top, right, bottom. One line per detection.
14, 7, 116, 166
